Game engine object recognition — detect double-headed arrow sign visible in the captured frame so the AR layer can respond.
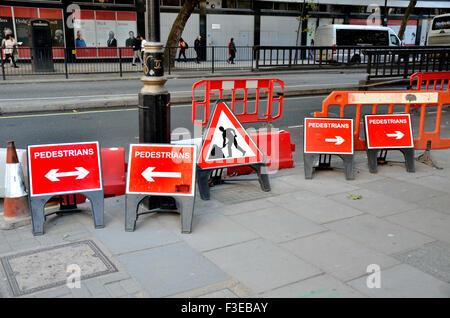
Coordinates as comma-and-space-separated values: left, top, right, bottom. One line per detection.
45, 167, 90, 182
141, 167, 181, 182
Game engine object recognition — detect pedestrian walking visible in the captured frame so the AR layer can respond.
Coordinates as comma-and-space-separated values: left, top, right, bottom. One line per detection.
141, 36, 147, 61
227, 37, 236, 64
1, 34, 19, 68
132, 35, 143, 66
309, 39, 315, 59
194, 35, 201, 64
178, 38, 188, 63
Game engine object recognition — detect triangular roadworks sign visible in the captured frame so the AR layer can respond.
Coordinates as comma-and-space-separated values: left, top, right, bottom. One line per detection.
198, 101, 264, 169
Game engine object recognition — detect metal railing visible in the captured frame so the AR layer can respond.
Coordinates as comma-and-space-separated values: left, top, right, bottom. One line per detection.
365, 47, 450, 80
2, 45, 450, 80
254, 45, 383, 68
0, 46, 254, 79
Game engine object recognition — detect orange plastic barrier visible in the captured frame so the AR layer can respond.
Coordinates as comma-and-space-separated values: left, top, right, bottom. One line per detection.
410, 71, 450, 92
314, 91, 450, 150
192, 78, 284, 127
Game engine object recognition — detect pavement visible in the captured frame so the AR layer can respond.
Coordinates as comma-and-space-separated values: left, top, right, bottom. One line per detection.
0, 143, 450, 298
0, 69, 449, 299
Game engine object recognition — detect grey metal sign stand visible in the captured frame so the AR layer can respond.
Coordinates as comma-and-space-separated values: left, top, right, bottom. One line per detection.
125, 194, 194, 233
197, 163, 271, 201
303, 153, 355, 180
29, 190, 104, 236
366, 148, 415, 173
27, 142, 105, 236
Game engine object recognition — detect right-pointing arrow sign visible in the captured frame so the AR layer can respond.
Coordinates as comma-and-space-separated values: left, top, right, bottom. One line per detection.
325, 136, 345, 145
141, 167, 181, 182
386, 131, 405, 140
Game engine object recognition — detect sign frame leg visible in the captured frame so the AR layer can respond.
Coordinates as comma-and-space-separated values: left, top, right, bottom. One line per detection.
125, 194, 195, 233
367, 148, 415, 173
304, 153, 354, 180
29, 190, 104, 236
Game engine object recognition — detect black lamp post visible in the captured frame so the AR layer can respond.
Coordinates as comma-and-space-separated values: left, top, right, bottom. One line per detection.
139, 0, 170, 145
138, 0, 173, 210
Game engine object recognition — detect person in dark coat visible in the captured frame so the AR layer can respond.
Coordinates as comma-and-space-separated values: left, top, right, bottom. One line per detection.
132, 35, 143, 66
178, 37, 188, 63
194, 35, 201, 64
227, 37, 236, 64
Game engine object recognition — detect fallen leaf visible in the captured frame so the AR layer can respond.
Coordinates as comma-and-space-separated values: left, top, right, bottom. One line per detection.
347, 194, 362, 200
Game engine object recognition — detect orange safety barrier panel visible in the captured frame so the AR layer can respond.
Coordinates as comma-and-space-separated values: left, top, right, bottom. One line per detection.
314, 91, 450, 150
192, 78, 284, 127
410, 71, 450, 92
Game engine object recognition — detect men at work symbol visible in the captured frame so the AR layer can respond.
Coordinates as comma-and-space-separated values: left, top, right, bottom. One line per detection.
210, 126, 246, 159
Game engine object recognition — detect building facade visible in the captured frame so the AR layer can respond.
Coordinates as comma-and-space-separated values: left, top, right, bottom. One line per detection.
0, 0, 449, 55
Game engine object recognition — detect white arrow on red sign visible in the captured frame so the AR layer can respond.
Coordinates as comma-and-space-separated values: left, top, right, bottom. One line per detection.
325, 136, 345, 145
141, 167, 181, 182
386, 131, 405, 140
45, 167, 90, 182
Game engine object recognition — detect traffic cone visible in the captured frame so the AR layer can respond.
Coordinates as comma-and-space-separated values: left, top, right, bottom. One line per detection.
3, 141, 29, 219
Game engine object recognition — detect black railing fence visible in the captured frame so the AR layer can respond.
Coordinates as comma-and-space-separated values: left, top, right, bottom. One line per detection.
1, 45, 449, 80
365, 47, 450, 80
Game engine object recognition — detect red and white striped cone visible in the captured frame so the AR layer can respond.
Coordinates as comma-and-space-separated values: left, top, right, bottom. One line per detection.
3, 141, 29, 219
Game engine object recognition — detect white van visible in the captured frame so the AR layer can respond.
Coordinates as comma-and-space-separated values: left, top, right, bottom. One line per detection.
314, 24, 401, 63
426, 13, 450, 46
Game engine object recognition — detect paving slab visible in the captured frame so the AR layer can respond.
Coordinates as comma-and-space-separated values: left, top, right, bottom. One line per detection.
393, 241, 450, 283
359, 178, 446, 203
328, 188, 420, 218
347, 264, 450, 298
91, 212, 181, 255
198, 289, 238, 298
260, 274, 365, 298
282, 173, 361, 196
204, 239, 322, 294
281, 231, 400, 282
268, 191, 364, 224
210, 181, 278, 204
393, 174, 450, 194
116, 242, 230, 298
385, 209, 450, 243
325, 214, 435, 255
215, 198, 278, 216
230, 207, 325, 243
178, 212, 259, 252
415, 194, 450, 216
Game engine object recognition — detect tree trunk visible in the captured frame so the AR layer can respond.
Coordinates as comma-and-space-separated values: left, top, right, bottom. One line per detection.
398, 0, 417, 41
164, 0, 198, 68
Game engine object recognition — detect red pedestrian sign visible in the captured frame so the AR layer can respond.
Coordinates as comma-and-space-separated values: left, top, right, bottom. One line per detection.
304, 118, 354, 154
198, 101, 264, 169
126, 144, 196, 196
365, 114, 414, 149
28, 142, 103, 197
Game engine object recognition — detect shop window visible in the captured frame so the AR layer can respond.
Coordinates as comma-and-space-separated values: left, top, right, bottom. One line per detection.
274, 3, 288, 11
288, 3, 300, 11
162, 0, 180, 6
259, 1, 273, 10
238, 0, 252, 9
224, 0, 237, 9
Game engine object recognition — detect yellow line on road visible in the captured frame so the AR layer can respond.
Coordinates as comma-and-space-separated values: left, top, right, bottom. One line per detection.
0, 95, 325, 120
